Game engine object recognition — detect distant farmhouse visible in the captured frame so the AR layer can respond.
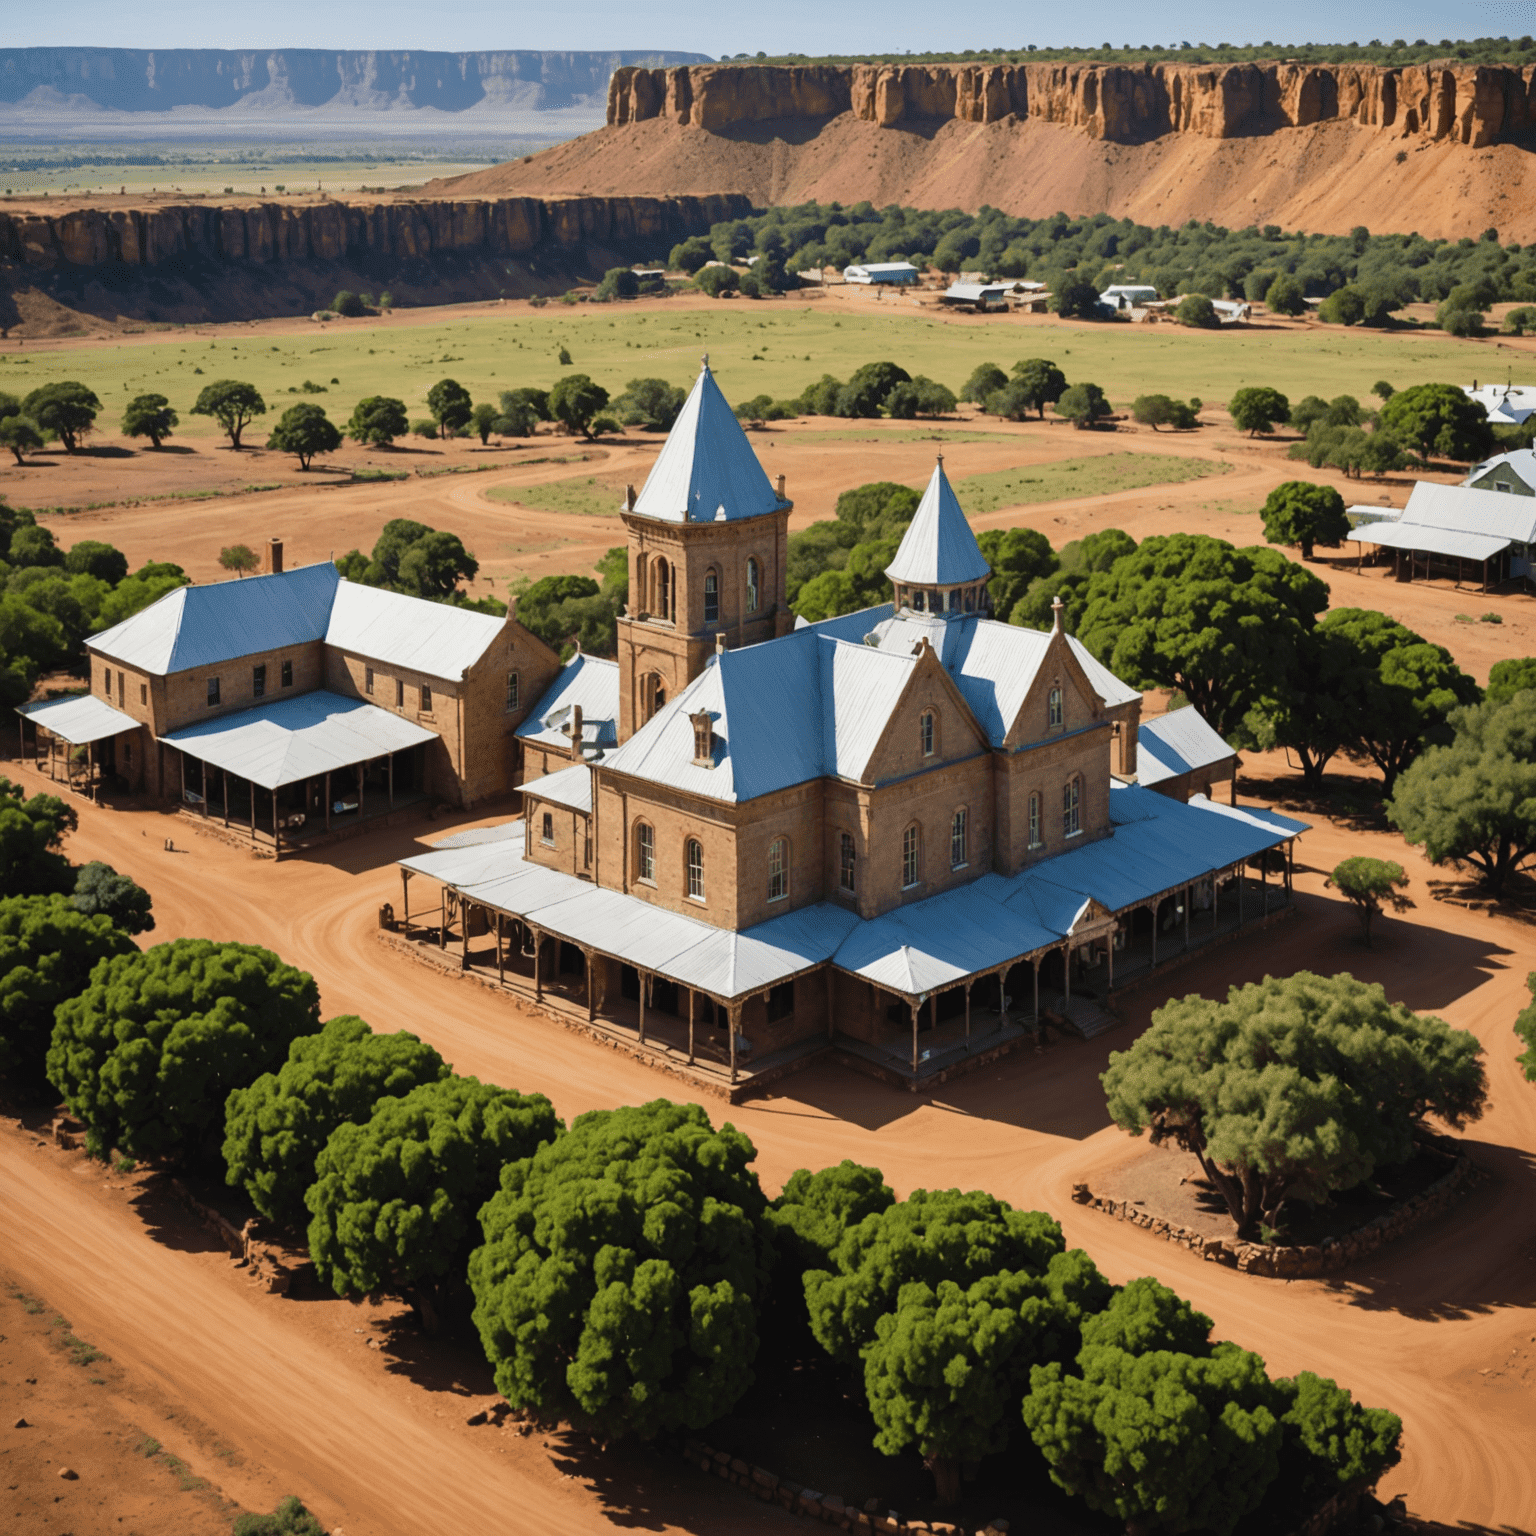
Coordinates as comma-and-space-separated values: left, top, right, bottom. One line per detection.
392, 364, 1305, 1098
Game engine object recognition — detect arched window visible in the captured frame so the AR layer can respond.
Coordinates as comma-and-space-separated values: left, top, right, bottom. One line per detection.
746, 558, 760, 612
950, 808, 968, 868
1048, 685, 1064, 729
704, 569, 719, 624
540, 811, 555, 846
686, 838, 705, 900
767, 837, 788, 901
655, 558, 672, 621
635, 822, 656, 883
920, 710, 935, 757
912, 590, 925, 612
1063, 777, 1082, 838
902, 824, 921, 888
839, 832, 856, 893
506, 670, 520, 712
1028, 792, 1042, 849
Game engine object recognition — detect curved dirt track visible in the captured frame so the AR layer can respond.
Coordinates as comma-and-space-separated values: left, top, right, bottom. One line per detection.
4, 750, 1536, 1532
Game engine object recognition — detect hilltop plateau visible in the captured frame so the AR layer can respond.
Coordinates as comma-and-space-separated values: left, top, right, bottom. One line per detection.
429, 60, 1536, 242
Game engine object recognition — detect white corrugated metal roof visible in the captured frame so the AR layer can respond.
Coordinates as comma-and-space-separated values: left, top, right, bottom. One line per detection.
631, 362, 786, 525
884, 461, 992, 586
1399, 480, 1536, 543
325, 581, 504, 681
1464, 448, 1536, 487
1348, 520, 1511, 561
1465, 385, 1536, 425
18, 692, 139, 745
1136, 709, 1235, 787
516, 654, 619, 751
523, 763, 593, 814
89, 563, 339, 675
943, 283, 1009, 302
163, 689, 437, 790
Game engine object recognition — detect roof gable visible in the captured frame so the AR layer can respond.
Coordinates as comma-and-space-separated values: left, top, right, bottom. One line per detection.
324, 580, 505, 680
857, 641, 989, 785
1005, 627, 1103, 750
1137, 709, 1235, 787
631, 361, 786, 525
517, 653, 620, 753
1401, 480, 1536, 543
884, 459, 991, 587
89, 562, 341, 676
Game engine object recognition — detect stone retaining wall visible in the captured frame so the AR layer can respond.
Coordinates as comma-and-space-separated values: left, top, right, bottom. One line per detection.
1071, 1140, 1480, 1277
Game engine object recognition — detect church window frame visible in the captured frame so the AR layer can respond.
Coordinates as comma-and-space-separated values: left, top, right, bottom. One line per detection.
704, 568, 719, 624
635, 822, 656, 884
686, 838, 705, 902
902, 823, 921, 889
1063, 776, 1082, 838
1028, 792, 1043, 849
768, 837, 788, 902
1048, 685, 1064, 729
746, 557, 761, 612
920, 710, 936, 758
839, 832, 856, 893
950, 807, 968, 869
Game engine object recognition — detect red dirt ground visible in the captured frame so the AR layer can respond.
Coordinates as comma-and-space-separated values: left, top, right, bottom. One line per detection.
3, 744, 1536, 1534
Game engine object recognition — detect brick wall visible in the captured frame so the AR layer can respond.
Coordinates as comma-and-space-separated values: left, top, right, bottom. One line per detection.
523, 798, 593, 878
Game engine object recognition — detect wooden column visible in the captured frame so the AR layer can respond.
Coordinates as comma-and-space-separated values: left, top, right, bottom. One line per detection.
963, 982, 971, 1045
325, 771, 331, 832
249, 780, 256, 844
1030, 959, 1039, 1024
825, 967, 836, 1042
1063, 945, 1072, 1005
585, 950, 596, 1022
910, 999, 920, 1073
1183, 886, 1191, 950
272, 789, 280, 855
388, 752, 395, 810
439, 888, 446, 950
357, 761, 365, 820
401, 868, 411, 939
89, 739, 98, 803
496, 912, 505, 983
462, 902, 471, 969
533, 929, 543, 1001
1238, 867, 1246, 927
1107, 928, 1115, 990
729, 1002, 742, 1084
200, 757, 208, 816
222, 771, 229, 826
180, 750, 186, 804
1286, 841, 1294, 895
1213, 875, 1220, 931
1150, 903, 1158, 967
1261, 857, 1269, 917
638, 972, 647, 1044
688, 989, 696, 1064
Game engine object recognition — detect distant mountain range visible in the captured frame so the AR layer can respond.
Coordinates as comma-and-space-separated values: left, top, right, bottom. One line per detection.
0, 49, 713, 140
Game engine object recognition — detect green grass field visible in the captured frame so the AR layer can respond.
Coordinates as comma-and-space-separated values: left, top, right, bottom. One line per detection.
955, 453, 1232, 514
0, 300, 1512, 449
485, 475, 629, 517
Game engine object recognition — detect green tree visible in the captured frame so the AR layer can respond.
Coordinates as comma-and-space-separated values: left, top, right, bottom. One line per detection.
548, 374, 611, 439
668, 237, 712, 274
694, 265, 740, 297
1379, 382, 1493, 464
1102, 971, 1486, 1237
23, 382, 100, 452
0, 779, 76, 898
960, 362, 1008, 406
500, 386, 550, 422
426, 378, 474, 439
768, 1161, 895, 1277
331, 290, 365, 317
70, 861, 154, 934
1486, 657, 1536, 706
977, 527, 1057, 619
64, 540, 128, 585
1327, 857, 1411, 946
791, 569, 860, 622
1054, 382, 1112, 429
219, 544, 260, 577
1229, 386, 1291, 436
1389, 692, 1536, 896
1436, 287, 1485, 335
233, 1496, 326, 1536
224, 1014, 450, 1230
1131, 394, 1198, 430
885, 377, 957, 419
595, 266, 640, 300
1175, 292, 1220, 327
396, 531, 478, 601
309, 1074, 558, 1328
1009, 358, 1069, 418
470, 402, 499, 444
191, 380, 266, 449
10, 524, 61, 568
48, 939, 322, 1162
1258, 479, 1350, 560
0, 895, 135, 1097
1075, 534, 1327, 739
1372, 379, 1395, 401
121, 392, 178, 448
836, 361, 911, 418
1514, 973, 1536, 1083
266, 402, 341, 470
614, 377, 687, 431
1269, 1370, 1403, 1518
804, 1187, 1064, 1366
1055, 279, 1104, 319
91, 561, 189, 630
0, 416, 44, 465
1011, 529, 1137, 632
469, 1099, 771, 1437
344, 395, 409, 448
1265, 272, 1306, 315
493, 397, 541, 438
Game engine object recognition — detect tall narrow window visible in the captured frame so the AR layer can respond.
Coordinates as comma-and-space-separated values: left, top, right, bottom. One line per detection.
704, 570, 719, 623
1048, 686, 1063, 729
540, 811, 555, 846
395, 678, 404, 708
652, 679, 666, 718
118, 672, 125, 706
365, 667, 374, 696
656, 559, 671, 621
950, 808, 968, 868
767, 838, 787, 901
506, 671, 520, 711
920, 711, 935, 757
140, 683, 147, 705
102, 667, 112, 696
839, 832, 856, 893
207, 677, 221, 707
746, 558, 760, 612
636, 823, 655, 883
281, 660, 293, 688
902, 825, 920, 888
1063, 777, 1082, 837
949, 589, 961, 612
686, 839, 705, 901
913, 590, 926, 612
252, 663, 266, 699
421, 684, 433, 713
1028, 792, 1042, 849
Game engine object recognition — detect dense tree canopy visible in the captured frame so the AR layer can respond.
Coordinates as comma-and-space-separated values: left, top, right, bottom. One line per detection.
1011, 528, 1136, 633
23, 381, 100, 451
70, 861, 154, 934
1259, 480, 1350, 559
1054, 382, 1111, 429
613, 377, 687, 431
470, 1099, 771, 1437
191, 380, 266, 448
0, 779, 76, 899
426, 378, 474, 439
344, 395, 409, 448
1515, 973, 1536, 1084
224, 1014, 450, 1229
1486, 657, 1536, 707
48, 939, 321, 1161
548, 374, 611, 439
1228, 386, 1291, 436
121, 393, 178, 448
266, 402, 341, 469
1379, 383, 1493, 464
1102, 970, 1486, 1236
336, 519, 480, 604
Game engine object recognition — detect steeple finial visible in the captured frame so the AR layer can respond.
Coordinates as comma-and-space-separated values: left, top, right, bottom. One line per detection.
1051, 594, 1064, 634
701, 352, 710, 371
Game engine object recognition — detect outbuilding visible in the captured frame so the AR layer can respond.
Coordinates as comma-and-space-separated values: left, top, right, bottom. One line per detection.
939, 282, 1012, 311
843, 262, 920, 286
1464, 383, 1536, 426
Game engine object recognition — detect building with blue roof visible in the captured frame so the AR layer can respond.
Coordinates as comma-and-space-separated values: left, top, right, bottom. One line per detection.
400, 368, 1309, 1096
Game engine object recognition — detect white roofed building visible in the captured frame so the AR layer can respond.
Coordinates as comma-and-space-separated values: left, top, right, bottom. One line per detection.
1464, 383, 1536, 426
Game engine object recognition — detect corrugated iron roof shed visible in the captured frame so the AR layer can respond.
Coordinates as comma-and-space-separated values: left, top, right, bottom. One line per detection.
18, 692, 138, 746
632, 362, 786, 525
1398, 480, 1536, 543
516, 654, 619, 751
89, 563, 339, 675
1137, 709, 1235, 787
523, 763, 593, 814
164, 689, 436, 790
884, 460, 992, 586
1348, 519, 1511, 561
325, 581, 504, 680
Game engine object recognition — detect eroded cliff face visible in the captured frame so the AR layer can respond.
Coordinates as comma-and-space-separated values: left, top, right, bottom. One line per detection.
609, 60, 1536, 148
0, 192, 750, 271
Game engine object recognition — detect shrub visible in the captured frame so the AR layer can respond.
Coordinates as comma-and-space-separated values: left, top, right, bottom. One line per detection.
345, 396, 409, 448
694, 265, 740, 297
331, 291, 365, 317
69, 861, 154, 934
1131, 394, 1198, 430
1175, 293, 1220, 327
1053, 382, 1112, 429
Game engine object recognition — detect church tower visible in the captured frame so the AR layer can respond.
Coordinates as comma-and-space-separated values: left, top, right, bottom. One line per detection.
616, 360, 795, 742
884, 457, 993, 618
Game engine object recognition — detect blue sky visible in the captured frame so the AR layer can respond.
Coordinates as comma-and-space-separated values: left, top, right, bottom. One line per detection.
7, 3, 1509, 55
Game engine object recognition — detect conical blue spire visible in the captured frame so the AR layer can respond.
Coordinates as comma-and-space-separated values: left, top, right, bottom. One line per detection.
883, 458, 991, 585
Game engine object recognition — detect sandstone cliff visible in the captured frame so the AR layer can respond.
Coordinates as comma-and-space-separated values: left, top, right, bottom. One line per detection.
608, 59, 1536, 148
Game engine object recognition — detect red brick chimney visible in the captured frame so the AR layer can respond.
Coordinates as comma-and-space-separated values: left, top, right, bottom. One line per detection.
569, 705, 583, 760
269, 537, 285, 575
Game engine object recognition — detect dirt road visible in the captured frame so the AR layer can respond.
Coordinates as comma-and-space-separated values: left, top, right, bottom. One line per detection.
4, 751, 1536, 1532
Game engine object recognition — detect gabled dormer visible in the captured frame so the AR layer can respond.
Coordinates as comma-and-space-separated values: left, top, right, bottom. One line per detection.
1004, 598, 1106, 752
885, 457, 992, 618
859, 636, 991, 786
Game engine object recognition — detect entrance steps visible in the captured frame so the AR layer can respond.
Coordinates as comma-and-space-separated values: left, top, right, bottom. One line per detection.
1048, 993, 1119, 1040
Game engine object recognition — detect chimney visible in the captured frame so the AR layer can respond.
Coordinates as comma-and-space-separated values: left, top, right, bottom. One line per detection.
269, 537, 284, 575
568, 705, 583, 760
776, 473, 786, 500
1051, 594, 1064, 634
715, 631, 727, 657
624, 483, 637, 511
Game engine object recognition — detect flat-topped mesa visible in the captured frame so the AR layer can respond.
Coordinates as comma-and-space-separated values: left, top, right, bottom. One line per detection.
607, 60, 1536, 148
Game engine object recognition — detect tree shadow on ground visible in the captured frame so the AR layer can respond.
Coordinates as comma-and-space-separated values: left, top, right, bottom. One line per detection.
127, 1174, 231, 1258
376, 1305, 497, 1400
